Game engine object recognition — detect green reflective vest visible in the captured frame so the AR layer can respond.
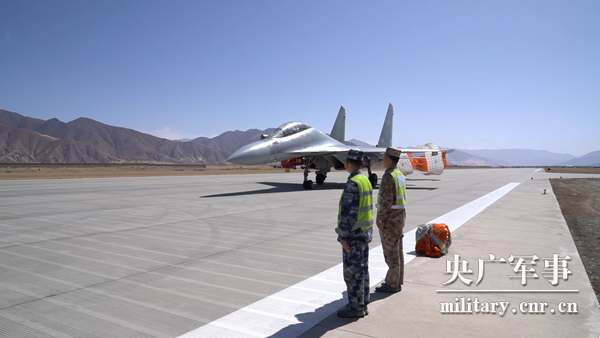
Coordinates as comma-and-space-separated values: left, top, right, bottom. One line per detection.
338, 174, 374, 232
377, 168, 407, 210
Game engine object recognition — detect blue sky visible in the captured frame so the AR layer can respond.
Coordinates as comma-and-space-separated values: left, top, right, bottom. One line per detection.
2, 1, 599, 156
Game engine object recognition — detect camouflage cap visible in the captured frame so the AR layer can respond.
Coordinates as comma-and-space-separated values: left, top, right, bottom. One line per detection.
346, 149, 364, 162
385, 147, 401, 158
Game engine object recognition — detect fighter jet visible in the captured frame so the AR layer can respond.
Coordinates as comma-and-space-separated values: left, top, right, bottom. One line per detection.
227, 104, 452, 189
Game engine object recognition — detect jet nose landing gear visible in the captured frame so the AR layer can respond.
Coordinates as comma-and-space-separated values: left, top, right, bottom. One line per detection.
369, 173, 378, 188
302, 156, 316, 190
366, 156, 378, 188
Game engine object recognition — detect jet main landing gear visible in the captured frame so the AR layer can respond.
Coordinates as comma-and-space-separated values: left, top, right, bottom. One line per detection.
366, 156, 378, 188
316, 173, 326, 185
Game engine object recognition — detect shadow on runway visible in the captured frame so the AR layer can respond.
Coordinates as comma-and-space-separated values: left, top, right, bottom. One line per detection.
264, 297, 348, 338
266, 289, 398, 338
406, 185, 438, 191
201, 181, 348, 198
202, 181, 438, 198
406, 250, 445, 259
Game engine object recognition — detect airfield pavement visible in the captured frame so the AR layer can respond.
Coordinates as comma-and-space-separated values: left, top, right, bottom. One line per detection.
0, 167, 599, 338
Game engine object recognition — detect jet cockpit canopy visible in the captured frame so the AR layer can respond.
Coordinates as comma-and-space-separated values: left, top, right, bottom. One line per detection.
269, 122, 312, 139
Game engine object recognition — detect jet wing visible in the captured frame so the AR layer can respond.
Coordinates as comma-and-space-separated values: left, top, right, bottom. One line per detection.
359, 146, 445, 158
285, 146, 441, 160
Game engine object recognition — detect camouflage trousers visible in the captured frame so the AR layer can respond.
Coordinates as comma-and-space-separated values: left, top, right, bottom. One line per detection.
379, 209, 406, 288
342, 230, 371, 312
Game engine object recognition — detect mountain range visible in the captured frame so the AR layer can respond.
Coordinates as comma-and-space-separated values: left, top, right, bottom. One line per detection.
0, 110, 226, 164
1, 109, 598, 166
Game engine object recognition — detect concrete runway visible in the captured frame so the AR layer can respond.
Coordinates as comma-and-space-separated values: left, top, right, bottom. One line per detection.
0, 168, 599, 337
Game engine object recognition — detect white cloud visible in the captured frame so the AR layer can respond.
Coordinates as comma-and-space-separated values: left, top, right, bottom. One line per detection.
149, 127, 195, 141
139, 127, 220, 141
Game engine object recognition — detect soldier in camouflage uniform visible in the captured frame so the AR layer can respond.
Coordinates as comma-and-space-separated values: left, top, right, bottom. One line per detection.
336, 149, 374, 318
375, 147, 406, 293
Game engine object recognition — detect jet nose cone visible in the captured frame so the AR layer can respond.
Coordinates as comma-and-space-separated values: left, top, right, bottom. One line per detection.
227, 141, 272, 165
227, 148, 249, 164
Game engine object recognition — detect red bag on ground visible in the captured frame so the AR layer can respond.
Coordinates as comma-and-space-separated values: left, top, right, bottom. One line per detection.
415, 223, 451, 257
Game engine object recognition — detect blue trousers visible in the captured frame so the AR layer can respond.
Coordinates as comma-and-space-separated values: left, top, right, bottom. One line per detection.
342, 230, 370, 311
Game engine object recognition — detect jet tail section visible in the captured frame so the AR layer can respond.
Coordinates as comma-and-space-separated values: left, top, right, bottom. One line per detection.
329, 106, 346, 142
377, 103, 394, 148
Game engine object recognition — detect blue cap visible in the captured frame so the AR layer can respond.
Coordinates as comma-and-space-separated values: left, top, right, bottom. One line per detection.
346, 149, 364, 162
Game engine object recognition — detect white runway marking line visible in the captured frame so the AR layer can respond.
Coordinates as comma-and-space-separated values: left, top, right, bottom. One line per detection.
178, 182, 520, 338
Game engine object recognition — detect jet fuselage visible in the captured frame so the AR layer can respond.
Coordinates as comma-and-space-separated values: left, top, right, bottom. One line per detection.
227, 122, 341, 165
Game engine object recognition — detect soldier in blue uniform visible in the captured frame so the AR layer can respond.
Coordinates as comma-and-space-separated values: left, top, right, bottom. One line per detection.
336, 149, 374, 318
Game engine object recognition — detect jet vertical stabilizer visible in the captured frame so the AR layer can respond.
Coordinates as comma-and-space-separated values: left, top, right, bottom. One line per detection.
329, 106, 346, 142
377, 103, 394, 148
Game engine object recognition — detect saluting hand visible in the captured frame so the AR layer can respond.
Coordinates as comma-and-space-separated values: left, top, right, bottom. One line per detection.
340, 240, 350, 252
377, 219, 384, 233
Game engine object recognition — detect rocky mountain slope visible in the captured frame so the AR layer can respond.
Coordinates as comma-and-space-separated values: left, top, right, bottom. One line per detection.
1, 109, 597, 166
459, 149, 576, 166
0, 110, 228, 164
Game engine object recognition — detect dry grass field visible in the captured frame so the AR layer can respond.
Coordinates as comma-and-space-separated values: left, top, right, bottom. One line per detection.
0, 164, 288, 180
2, 164, 597, 181
545, 167, 600, 174
551, 177, 600, 304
